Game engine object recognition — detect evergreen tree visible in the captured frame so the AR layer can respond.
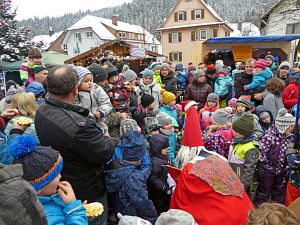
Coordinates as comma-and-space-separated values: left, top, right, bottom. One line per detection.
0, 0, 31, 62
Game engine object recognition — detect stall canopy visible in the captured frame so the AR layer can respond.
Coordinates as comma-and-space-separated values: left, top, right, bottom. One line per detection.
2, 51, 72, 72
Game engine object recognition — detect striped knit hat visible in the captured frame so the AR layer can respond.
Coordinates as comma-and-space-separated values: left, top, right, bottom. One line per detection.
9, 135, 63, 191
275, 108, 295, 134
68, 64, 91, 83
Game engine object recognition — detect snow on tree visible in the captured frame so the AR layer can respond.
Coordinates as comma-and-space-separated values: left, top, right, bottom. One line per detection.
0, 0, 32, 62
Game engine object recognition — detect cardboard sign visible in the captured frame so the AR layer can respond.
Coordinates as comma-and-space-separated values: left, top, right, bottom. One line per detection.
231, 46, 252, 61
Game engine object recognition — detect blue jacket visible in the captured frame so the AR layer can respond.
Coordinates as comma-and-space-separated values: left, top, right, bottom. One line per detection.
160, 105, 178, 122
105, 160, 157, 224
214, 76, 232, 97
245, 67, 272, 90
0, 131, 23, 165
287, 150, 300, 189
175, 71, 188, 91
38, 194, 87, 225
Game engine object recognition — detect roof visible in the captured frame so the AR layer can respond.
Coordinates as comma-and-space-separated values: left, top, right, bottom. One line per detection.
261, 0, 282, 19
31, 31, 64, 50
229, 22, 260, 36
205, 35, 300, 44
157, 22, 232, 31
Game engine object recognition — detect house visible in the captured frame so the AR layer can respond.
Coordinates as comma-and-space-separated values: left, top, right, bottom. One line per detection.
229, 22, 260, 37
62, 15, 161, 56
260, 0, 300, 35
156, 0, 233, 66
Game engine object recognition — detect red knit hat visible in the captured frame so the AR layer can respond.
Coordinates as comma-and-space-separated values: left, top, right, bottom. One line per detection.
206, 64, 216, 74
254, 59, 266, 70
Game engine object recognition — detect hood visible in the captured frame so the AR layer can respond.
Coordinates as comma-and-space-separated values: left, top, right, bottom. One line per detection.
38, 193, 65, 206
0, 164, 23, 184
217, 75, 232, 82
149, 134, 169, 159
175, 70, 188, 78
253, 105, 274, 124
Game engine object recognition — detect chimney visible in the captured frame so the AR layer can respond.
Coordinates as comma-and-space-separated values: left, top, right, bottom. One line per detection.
111, 16, 118, 26
49, 26, 54, 36
237, 22, 242, 32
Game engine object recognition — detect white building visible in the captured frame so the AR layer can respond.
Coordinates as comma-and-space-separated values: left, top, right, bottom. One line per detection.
229, 22, 260, 36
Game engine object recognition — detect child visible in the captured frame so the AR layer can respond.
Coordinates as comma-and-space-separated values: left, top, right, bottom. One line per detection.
26, 81, 46, 105
156, 112, 177, 166
148, 134, 173, 215
136, 68, 161, 109
160, 63, 177, 95
187, 65, 196, 85
204, 109, 234, 158
228, 98, 237, 114
20, 48, 43, 84
9, 135, 88, 224
228, 114, 259, 193
214, 68, 232, 100
87, 63, 109, 90
253, 105, 273, 133
160, 89, 177, 122
199, 93, 220, 129
255, 108, 295, 206
105, 131, 157, 224
244, 59, 272, 93
174, 63, 188, 101
150, 62, 162, 87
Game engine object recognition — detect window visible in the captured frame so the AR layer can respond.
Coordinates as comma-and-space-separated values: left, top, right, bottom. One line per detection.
225, 31, 230, 37
195, 30, 199, 40
195, 10, 201, 19
75, 33, 81, 39
138, 34, 144, 40
128, 33, 136, 39
200, 30, 207, 40
151, 45, 158, 52
86, 32, 93, 38
63, 44, 67, 51
119, 32, 126, 39
73, 48, 80, 55
169, 52, 182, 62
207, 29, 213, 39
287, 23, 300, 34
172, 33, 179, 43
213, 29, 218, 37
178, 12, 184, 21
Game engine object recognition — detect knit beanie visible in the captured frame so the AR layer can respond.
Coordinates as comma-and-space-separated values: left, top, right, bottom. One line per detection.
9, 135, 63, 191
149, 134, 169, 157
117, 62, 127, 74
150, 62, 161, 71
232, 114, 254, 137
193, 69, 205, 79
156, 112, 172, 126
120, 119, 139, 138
275, 108, 295, 134
160, 63, 170, 71
237, 97, 251, 111
254, 59, 266, 70
228, 98, 238, 107
122, 64, 137, 82
142, 68, 154, 79
279, 61, 291, 70
155, 209, 196, 225
206, 64, 217, 74
217, 67, 228, 76
6, 86, 20, 103
26, 82, 46, 97
265, 55, 274, 63
87, 63, 108, 83
32, 66, 48, 76
161, 89, 176, 104
215, 59, 224, 70
212, 109, 229, 125
188, 65, 196, 73
122, 131, 146, 161
103, 62, 119, 79
68, 65, 91, 83
207, 93, 219, 103
175, 64, 183, 71
141, 94, 155, 108
117, 213, 152, 225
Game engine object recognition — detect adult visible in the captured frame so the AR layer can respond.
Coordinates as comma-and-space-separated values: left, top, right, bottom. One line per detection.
283, 72, 298, 112
35, 66, 116, 225
234, 58, 256, 99
32, 66, 48, 86
198, 62, 207, 72
265, 55, 278, 75
205, 64, 217, 90
277, 61, 292, 86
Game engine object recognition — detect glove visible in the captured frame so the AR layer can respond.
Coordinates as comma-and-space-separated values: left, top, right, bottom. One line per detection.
243, 85, 247, 91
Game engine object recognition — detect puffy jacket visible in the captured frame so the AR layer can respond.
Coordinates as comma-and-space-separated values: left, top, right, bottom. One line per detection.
136, 79, 161, 109
253, 105, 274, 132
20, 62, 38, 83
245, 67, 272, 90
283, 81, 298, 111
35, 95, 116, 203
175, 71, 188, 91
38, 194, 87, 225
162, 72, 177, 95
287, 149, 300, 189
214, 76, 232, 97
160, 105, 178, 122
153, 73, 162, 87
199, 103, 220, 129
263, 91, 285, 119
185, 80, 213, 109
234, 72, 253, 99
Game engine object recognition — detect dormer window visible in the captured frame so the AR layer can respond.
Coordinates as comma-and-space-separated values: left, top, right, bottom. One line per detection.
195, 10, 201, 19
178, 12, 184, 21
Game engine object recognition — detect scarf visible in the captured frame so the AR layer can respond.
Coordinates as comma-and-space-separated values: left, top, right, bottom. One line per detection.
233, 134, 254, 145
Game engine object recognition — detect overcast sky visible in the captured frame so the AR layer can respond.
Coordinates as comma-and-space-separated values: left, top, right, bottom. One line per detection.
13, 0, 133, 20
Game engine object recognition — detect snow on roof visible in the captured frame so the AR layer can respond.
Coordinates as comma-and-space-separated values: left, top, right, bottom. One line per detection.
260, 0, 282, 19
229, 22, 260, 37
31, 31, 64, 50
157, 21, 228, 30
201, 0, 223, 22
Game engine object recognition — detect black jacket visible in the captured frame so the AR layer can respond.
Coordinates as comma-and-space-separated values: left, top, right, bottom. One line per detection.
162, 72, 177, 95
234, 72, 253, 98
35, 95, 116, 202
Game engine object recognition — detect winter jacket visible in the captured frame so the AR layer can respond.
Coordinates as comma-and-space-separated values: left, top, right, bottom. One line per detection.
253, 105, 274, 132
132, 106, 159, 132
136, 79, 161, 108
162, 72, 177, 95
160, 105, 178, 121
105, 160, 157, 224
205, 75, 217, 91
269, 63, 278, 75
287, 149, 300, 190
276, 73, 292, 87
199, 103, 220, 129
187, 72, 194, 85
234, 72, 253, 99
153, 73, 162, 87
38, 194, 87, 225
105, 108, 124, 141
129, 88, 138, 114
263, 91, 285, 119
109, 83, 131, 113
228, 137, 259, 191
20, 62, 38, 83
214, 76, 232, 97
283, 81, 298, 111
185, 80, 213, 109
35, 95, 116, 203
175, 71, 188, 91
160, 130, 177, 167
245, 68, 272, 90
0, 163, 47, 225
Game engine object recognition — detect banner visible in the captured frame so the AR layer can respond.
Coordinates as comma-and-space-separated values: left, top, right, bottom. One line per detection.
131, 47, 146, 59
231, 46, 252, 61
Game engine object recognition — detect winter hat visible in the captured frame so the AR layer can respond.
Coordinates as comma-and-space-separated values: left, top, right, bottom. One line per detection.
193, 69, 205, 79
142, 68, 153, 79
122, 64, 137, 82
144, 117, 159, 134
149, 134, 169, 157
103, 62, 119, 79
9, 135, 63, 191
259, 111, 270, 120
232, 114, 254, 137
156, 112, 172, 126
150, 62, 161, 71
275, 108, 295, 134
26, 82, 46, 97
68, 65, 91, 83
217, 67, 228, 76
224, 106, 233, 114
237, 97, 251, 111
228, 98, 238, 107
87, 63, 108, 83
122, 131, 146, 161
160, 63, 170, 71
215, 59, 224, 70
155, 209, 196, 225
6, 86, 20, 103
181, 100, 197, 112
175, 64, 183, 71
161, 89, 176, 104
254, 59, 267, 70
206, 64, 217, 74
279, 61, 291, 70
212, 109, 229, 125
188, 65, 196, 73
120, 119, 139, 138
141, 94, 155, 108
117, 62, 127, 74
207, 93, 219, 103
117, 213, 152, 225
32, 66, 48, 76
265, 55, 274, 63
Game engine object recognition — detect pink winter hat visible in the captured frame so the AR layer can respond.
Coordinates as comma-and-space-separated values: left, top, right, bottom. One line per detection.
254, 59, 266, 70
228, 98, 237, 107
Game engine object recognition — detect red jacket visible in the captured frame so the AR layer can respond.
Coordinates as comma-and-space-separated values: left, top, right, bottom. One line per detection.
283, 81, 298, 111
199, 103, 220, 128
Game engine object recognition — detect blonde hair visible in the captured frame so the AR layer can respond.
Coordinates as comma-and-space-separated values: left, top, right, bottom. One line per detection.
11, 93, 38, 118
247, 203, 299, 225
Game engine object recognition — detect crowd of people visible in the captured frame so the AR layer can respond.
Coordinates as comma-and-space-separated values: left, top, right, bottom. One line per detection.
0, 47, 300, 225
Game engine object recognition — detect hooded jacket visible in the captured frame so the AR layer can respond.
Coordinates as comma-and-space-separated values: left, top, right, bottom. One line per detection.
253, 105, 274, 132
214, 76, 232, 97
185, 80, 213, 109
136, 79, 162, 109
283, 80, 298, 111
245, 67, 272, 90
162, 72, 177, 95
234, 72, 253, 98
175, 70, 188, 91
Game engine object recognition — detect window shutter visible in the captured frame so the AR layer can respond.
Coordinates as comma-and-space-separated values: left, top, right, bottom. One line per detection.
169, 52, 173, 62
174, 13, 178, 22
179, 32, 182, 42
191, 30, 195, 41
169, 33, 172, 43
184, 11, 187, 20
213, 29, 218, 37
201, 9, 205, 19
191, 10, 195, 20
179, 52, 182, 61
